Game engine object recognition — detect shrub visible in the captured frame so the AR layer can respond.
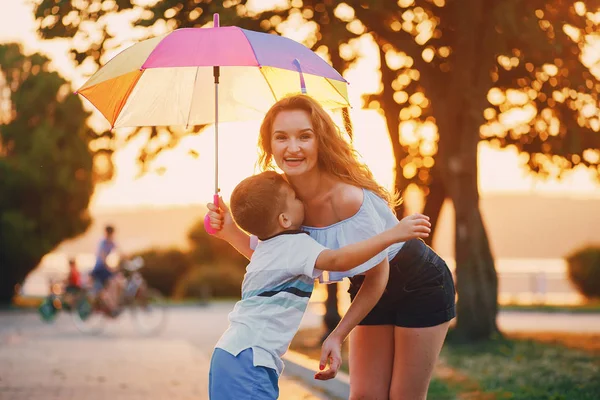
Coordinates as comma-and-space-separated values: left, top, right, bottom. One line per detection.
175, 263, 245, 299
566, 246, 600, 299
133, 248, 192, 297
187, 219, 248, 267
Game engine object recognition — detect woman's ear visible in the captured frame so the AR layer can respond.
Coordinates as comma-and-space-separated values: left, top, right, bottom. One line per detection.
278, 212, 292, 229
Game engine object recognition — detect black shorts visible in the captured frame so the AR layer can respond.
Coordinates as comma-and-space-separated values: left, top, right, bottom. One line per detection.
348, 238, 456, 328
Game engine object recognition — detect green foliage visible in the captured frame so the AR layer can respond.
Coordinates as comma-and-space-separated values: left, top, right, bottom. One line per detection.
176, 263, 245, 299
179, 219, 247, 298
425, 379, 457, 400
31, 0, 600, 183
442, 333, 600, 399
0, 43, 95, 304
187, 218, 248, 267
566, 246, 600, 299
129, 219, 248, 299
132, 248, 192, 297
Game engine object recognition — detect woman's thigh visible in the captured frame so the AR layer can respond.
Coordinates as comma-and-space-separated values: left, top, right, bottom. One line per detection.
389, 322, 450, 400
349, 325, 394, 400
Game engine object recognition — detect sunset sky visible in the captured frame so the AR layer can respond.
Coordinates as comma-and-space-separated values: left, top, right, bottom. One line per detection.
2, 0, 600, 212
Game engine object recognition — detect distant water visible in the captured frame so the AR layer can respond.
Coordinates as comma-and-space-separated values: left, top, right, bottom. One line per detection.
22, 252, 585, 306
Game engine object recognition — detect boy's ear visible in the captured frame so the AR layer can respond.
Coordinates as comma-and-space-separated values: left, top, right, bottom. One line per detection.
278, 212, 292, 229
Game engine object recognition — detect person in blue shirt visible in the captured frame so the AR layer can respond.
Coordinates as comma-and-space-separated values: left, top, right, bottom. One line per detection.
91, 225, 121, 316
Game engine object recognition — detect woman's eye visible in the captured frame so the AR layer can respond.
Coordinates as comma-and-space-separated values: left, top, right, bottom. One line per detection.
274, 135, 286, 141
300, 135, 311, 140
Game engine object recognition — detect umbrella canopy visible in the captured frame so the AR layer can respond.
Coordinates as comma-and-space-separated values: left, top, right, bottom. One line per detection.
76, 22, 350, 129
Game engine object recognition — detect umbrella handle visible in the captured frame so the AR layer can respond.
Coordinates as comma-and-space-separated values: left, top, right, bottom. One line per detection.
204, 194, 220, 235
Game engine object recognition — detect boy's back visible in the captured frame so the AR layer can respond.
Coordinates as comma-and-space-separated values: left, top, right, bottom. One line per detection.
215, 231, 325, 375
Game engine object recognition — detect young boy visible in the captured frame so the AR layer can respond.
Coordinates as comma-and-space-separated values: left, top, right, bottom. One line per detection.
209, 171, 431, 400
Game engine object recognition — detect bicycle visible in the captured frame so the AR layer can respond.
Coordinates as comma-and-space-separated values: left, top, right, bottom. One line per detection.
71, 257, 167, 336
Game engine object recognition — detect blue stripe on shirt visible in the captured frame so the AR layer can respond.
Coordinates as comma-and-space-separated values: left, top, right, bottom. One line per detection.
242, 295, 310, 312
243, 279, 313, 300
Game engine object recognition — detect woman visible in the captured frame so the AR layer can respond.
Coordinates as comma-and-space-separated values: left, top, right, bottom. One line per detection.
207, 95, 456, 399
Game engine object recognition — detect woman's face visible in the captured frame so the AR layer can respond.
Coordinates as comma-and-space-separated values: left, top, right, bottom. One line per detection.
270, 109, 319, 177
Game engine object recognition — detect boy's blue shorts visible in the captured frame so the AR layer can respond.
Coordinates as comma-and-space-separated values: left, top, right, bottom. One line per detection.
209, 348, 279, 400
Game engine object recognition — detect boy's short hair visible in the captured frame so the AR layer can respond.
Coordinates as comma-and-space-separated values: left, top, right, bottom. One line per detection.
105, 225, 114, 235
230, 171, 289, 239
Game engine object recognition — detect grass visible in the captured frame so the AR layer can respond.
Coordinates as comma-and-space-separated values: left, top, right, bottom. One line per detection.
290, 328, 600, 400
443, 331, 600, 400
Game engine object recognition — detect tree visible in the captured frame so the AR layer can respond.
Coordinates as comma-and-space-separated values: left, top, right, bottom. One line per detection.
33, 0, 600, 340
0, 43, 96, 304
345, 0, 600, 340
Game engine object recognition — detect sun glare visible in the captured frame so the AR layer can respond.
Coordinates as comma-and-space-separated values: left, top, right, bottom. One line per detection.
1, 0, 600, 213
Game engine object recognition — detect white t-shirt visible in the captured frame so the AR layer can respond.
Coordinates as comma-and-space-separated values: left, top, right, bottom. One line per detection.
215, 231, 326, 375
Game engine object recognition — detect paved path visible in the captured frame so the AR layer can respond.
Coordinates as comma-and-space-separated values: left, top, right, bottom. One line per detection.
497, 310, 600, 333
2, 302, 598, 400
0, 304, 327, 400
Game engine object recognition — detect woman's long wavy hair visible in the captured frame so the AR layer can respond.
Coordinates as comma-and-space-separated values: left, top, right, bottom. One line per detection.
258, 95, 401, 210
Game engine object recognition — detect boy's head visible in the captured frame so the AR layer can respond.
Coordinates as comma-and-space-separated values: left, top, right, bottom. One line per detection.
230, 171, 304, 239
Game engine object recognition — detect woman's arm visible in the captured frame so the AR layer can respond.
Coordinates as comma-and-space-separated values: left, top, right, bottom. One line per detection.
315, 258, 390, 380
206, 196, 254, 259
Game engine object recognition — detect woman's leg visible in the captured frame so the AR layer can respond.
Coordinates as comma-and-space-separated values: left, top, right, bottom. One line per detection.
349, 325, 394, 400
389, 322, 450, 400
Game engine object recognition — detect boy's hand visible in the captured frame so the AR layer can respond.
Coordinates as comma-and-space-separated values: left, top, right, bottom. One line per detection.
394, 213, 431, 242
314, 336, 342, 380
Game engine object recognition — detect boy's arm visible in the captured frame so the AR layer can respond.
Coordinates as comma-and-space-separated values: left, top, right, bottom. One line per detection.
315, 213, 431, 272
315, 233, 393, 272
228, 228, 255, 260
207, 197, 254, 260
314, 258, 390, 380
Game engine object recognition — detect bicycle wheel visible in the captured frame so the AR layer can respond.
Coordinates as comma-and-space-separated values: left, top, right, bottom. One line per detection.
38, 297, 59, 323
71, 295, 106, 335
131, 288, 167, 336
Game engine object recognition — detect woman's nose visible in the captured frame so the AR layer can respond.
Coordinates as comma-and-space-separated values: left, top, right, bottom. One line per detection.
288, 139, 300, 152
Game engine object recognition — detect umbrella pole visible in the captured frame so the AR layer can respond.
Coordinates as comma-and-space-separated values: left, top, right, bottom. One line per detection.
204, 65, 221, 235
214, 65, 220, 203
204, 13, 221, 234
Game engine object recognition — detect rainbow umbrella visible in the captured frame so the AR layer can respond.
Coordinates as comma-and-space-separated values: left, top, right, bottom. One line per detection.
76, 14, 349, 232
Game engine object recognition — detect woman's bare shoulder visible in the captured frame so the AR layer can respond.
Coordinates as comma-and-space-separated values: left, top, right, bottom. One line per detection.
330, 183, 363, 221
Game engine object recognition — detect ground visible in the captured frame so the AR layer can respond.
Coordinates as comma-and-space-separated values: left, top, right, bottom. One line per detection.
0, 304, 326, 400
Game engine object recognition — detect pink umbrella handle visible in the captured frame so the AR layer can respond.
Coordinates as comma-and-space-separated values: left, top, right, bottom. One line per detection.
204, 194, 220, 235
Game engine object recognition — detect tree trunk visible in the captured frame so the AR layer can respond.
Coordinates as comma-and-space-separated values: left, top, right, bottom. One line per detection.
0, 261, 27, 305
422, 165, 447, 247
445, 150, 498, 340
453, 198, 498, 341
437, 118, 499, 341
429, 0, 499, 341
0, 274, 17, 305
321, 283, 341, 341
374, 43, 407, 218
